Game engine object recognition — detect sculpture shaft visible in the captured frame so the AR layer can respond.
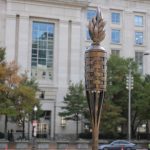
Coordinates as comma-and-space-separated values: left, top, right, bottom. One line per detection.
85, 47, 106, 150
85, 7, 107, 150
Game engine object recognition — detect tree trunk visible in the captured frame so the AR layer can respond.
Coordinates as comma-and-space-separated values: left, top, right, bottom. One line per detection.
76, 115, 78, 140
28, 114, 30, 140
22, 118, 25, 138
4, 115, 8, 139
146, 120, 149, 140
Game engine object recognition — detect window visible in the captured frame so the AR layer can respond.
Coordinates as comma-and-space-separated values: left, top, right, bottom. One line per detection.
111, 49, 120, 56
60, 117, 66, 127
86, 29, 91, 40
86, 9, 96, 40
37, 123, 49, 138
40, 111, 51, 120
40, 91, 45, 99
135, 32, 143, 45
31, 21, 54, 79
111, 29, 120, 43
111, 12, 120, 24
135, 52, 143, 74
134, 15, 143, 26
87, 10, 97, 21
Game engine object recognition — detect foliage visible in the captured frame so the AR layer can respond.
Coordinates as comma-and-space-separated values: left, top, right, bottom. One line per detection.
0, 48, 39, 125
59, 81, 87, 139
105, 55, 150, 137
133, 74, 150, 121
100, 55, 132, 135
0, 132, 4, 139
59, 81, 87, 119
20, 72, 38, 91
101, 100, 125, 135
59, 55, 150, 138
79, 132, 127, 139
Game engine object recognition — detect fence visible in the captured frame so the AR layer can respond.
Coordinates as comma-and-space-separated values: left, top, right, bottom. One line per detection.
0, 140, 149, 150
0, 141, 91, 150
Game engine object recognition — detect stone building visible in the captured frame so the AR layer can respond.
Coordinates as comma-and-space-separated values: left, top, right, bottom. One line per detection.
0, 0, 150, 139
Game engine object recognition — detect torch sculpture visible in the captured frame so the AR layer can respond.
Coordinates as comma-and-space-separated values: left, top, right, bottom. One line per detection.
85, 7, 107, 150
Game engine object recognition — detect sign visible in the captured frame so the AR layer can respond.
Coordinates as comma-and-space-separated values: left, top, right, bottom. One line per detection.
32, 120, 37, 127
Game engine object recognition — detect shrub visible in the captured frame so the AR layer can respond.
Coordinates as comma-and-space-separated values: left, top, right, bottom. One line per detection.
0, 132, 4, 139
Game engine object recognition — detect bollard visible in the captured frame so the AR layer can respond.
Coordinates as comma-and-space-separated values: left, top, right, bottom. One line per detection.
5, 144, 8, 150
121, 145, 124, 150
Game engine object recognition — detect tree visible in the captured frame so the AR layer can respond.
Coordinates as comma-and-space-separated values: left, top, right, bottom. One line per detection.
133, 74, 150, 139
100, 100, 125, 137
13, 81, 39, 138
0, 48, 18, 138
59, 81, 87, 139
106, 55, 150, 138
0, 48, 39, 139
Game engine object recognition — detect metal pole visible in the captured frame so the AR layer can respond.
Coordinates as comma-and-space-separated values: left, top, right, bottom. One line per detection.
32, 134, 36, 150
53, 101, 56, 140
32, 106, 37, 150
49, 110, 51, 139
76, 113, 79, 140
32, 119, 36, 149
35, 111, 36, 120
28, 114, 30, 140
128, 68, 131, 141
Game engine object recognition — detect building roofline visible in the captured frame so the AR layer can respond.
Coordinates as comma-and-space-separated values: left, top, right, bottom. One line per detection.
9, 0, 91, 8
126, 0, 150, 3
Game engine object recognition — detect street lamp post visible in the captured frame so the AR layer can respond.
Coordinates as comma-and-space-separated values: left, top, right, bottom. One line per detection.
126, 64, 134, 141
126, 51, 150, 141
32, 105, 38, 150
33, 105, 37, 120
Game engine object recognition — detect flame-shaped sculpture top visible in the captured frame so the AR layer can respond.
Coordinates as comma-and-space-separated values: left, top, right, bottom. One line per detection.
88, 7, 105, 45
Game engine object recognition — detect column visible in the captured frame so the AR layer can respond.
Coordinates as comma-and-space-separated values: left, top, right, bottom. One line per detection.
70, 21, 81, 83
58, 20, 69, 86
17, 15, 30, 73
5, 14, 16, 61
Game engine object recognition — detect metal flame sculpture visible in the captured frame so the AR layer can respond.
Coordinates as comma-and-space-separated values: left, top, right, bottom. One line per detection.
85, 7, 107, 150
88, 7, 106, 45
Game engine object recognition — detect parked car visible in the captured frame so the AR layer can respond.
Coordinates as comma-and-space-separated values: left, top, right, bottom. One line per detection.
99, 140, 136, 150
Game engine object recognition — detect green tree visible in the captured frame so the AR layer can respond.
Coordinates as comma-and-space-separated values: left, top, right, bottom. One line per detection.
102, 55, 131, 137
106, 55, 150, 138
133, 74, 150, 138
0, 48, 39, 139
13, 82, 39, 138
0, 48, 18, 138
59, 81, 87, 139
101, 100, 125, 137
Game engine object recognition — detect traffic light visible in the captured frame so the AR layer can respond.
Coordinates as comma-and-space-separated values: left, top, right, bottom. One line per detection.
126, 75, 134, 90
126, 76, 129, 89
131, 76, 134, 89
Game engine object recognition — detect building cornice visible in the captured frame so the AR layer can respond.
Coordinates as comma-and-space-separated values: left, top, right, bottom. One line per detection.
126, 0, 150, 4
9, 0, 91, 8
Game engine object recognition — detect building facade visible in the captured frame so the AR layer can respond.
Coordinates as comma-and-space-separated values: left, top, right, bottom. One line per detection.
0, 0, 150, 139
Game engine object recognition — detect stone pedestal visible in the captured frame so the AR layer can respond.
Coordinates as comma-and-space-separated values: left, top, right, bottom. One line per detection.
57, 141, 69, 150
76, 141, 89, 149
16, 141, 29, 150
37, 142, 49, 149
0, 140, 9, 149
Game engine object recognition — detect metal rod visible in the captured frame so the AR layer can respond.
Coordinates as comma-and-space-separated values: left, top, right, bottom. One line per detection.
86, 91, 104, 150
128, 68, 131, 141
32, 107, 37, 150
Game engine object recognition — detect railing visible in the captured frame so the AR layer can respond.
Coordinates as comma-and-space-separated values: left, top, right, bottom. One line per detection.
0, 139, 149, 150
